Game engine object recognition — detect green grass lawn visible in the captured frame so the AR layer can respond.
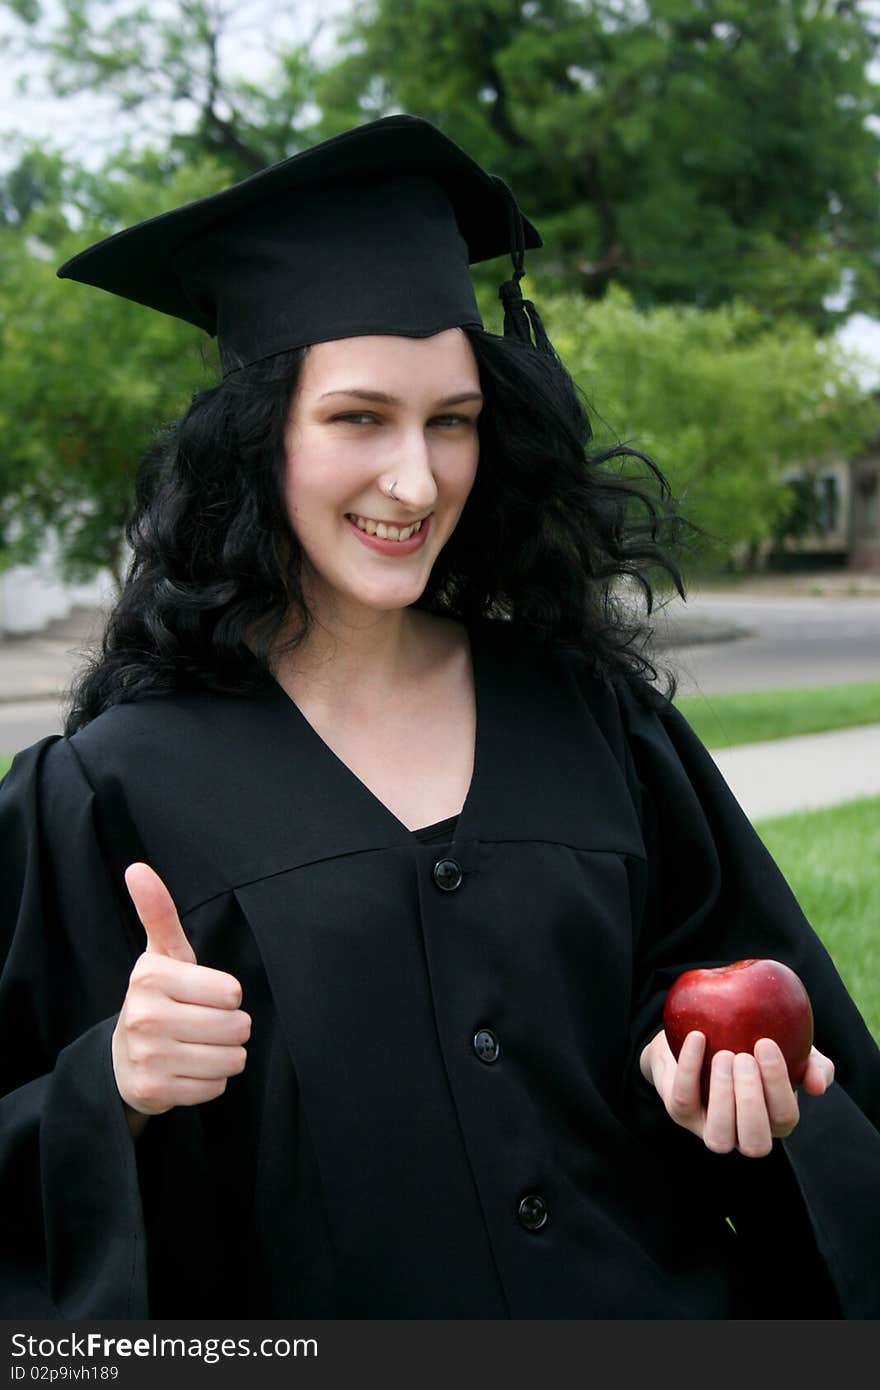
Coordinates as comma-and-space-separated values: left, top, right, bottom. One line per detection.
754, 795, 880, 1047
0, 752, 11, 781
676, 681, 880, 750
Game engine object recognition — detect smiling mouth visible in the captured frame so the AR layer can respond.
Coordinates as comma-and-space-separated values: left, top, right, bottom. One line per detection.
345, 513, 429, 542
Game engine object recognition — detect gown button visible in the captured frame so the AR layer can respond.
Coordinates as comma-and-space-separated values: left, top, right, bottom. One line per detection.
517, 1195, 548, 1231
473, 1029, 500, 1063
433, 857, 463, 891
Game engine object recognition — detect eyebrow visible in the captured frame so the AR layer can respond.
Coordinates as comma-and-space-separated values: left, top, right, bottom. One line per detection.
318, 388, 484, 406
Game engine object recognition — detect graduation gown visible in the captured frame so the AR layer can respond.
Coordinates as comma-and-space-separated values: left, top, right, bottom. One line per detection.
1, 617, 879, 1319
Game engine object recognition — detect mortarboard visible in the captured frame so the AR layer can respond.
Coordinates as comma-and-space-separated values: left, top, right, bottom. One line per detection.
56, 114, 552, 373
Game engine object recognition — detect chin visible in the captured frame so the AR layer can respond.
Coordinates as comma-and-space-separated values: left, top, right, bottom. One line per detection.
362, 586, 429, 613
353, 567, 434, 607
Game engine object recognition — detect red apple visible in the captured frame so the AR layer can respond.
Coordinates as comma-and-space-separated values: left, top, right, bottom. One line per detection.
662, 958, 814, 1105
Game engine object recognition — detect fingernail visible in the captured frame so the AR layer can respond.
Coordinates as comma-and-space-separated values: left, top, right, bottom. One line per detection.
734, 1053, 758, 1080
754, 1039, 777, 1064
714, 1052, 734, 1078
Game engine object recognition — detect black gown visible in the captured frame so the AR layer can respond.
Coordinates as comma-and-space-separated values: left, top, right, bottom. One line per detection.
1, 617, 878, 1318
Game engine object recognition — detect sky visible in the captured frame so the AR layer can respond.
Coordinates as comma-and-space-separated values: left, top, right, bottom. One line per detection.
2, 0, 880, 386
0, 0, 348, 167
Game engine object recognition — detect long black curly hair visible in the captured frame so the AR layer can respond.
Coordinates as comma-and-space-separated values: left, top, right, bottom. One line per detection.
65, 327, 690, 734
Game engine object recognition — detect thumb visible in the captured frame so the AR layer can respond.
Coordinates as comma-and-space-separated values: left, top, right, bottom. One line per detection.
124, 861, 197, 964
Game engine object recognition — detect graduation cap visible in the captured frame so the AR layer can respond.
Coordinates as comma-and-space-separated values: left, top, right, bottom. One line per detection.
56, 114, 552, 373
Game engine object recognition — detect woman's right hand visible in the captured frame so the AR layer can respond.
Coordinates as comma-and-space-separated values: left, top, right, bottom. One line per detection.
112, 863, 251, 1131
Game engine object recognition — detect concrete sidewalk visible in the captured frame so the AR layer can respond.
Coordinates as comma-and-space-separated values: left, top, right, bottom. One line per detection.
712, 724, 880, 821
0, 605, 105, 703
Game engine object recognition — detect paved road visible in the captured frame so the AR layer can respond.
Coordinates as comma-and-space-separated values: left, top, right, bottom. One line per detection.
0, 698, 67, 752
651, 591, 880, 695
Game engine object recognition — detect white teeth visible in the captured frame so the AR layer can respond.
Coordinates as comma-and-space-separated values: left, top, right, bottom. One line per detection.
349, 514, 424, 542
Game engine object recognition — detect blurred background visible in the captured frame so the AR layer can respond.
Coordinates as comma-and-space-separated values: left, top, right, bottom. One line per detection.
3, 0, 880, 605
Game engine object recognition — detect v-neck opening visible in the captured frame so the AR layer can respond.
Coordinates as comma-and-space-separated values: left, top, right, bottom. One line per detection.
264, 617, 484, 843
411, 813, 459, 843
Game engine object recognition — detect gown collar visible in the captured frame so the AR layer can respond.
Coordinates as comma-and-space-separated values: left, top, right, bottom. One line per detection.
242, 615, 644, 869
81, 616, 645, 915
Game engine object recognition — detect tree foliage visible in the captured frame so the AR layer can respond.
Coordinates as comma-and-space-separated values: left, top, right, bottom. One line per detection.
1, 0, 879, 580
317, 0, 880, 329
0, 158, 228, 582
5, 0, 879, 326
537, 284, 880, 566
1, 0, 327, 173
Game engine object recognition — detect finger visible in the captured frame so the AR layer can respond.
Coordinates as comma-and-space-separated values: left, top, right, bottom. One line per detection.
732, 1052, 773, 1157
168, 1004, 252, 1046
130, 1076, 230, 1114
703, 1050, 737, 1153
165, 1042, 248, 1081
639, 1030, 664, 1084
667, 1031, 706, 1123
125, 993, 250, 1043
130, 954, 243, 1010
164, 1076, 230, 1107
801, 1046, 835, 1096
754, 1038, 799, 1135
125, 862, 196, 964
641, 1029, 674, 1090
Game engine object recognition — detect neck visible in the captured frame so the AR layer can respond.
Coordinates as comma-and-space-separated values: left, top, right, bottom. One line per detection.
275, 601, 432, 711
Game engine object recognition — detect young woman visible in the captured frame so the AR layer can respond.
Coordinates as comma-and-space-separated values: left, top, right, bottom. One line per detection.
1, 115, 878, 1319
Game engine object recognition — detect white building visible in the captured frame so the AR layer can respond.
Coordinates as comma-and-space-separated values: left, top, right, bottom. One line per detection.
0, 532, 114, 637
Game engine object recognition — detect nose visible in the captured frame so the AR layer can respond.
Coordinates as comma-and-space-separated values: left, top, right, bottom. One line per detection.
381, 426, 439, 512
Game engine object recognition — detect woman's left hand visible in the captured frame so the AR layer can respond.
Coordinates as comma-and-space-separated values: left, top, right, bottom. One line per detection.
639, 1030, 835, 1157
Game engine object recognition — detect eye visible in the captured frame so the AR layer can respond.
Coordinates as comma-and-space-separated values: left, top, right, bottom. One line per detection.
329, 411, 477, 427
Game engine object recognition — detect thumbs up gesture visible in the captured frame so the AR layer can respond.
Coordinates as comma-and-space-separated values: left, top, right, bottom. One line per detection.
111, 863, 251, 1123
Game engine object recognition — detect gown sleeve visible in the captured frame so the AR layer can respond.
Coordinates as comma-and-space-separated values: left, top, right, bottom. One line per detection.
0, 737, 149, 1317
613, 676, 880, 1317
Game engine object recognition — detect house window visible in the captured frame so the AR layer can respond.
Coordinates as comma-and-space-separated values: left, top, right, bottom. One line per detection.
856, 467, 878, 536
816, 474, 840, 534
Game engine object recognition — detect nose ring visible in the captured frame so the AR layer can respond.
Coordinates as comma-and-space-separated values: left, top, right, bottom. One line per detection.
386, 480, 398, 498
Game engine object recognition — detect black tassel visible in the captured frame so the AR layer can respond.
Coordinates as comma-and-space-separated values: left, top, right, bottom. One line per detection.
499, 274, 533, 345
499, 278, 554, 356
493, 174, 554, 357
522, 296, 553, 355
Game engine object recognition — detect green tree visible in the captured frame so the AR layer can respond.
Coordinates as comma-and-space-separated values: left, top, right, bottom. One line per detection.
0, 156, 229, 584
2, 0, 879, 581
317, 0, 880, 329
535, 284, 880, 567
5, 1, 879, 327
1, 0, 326, 174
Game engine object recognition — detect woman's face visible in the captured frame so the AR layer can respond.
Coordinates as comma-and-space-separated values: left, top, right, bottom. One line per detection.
283, 328, 482, 623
